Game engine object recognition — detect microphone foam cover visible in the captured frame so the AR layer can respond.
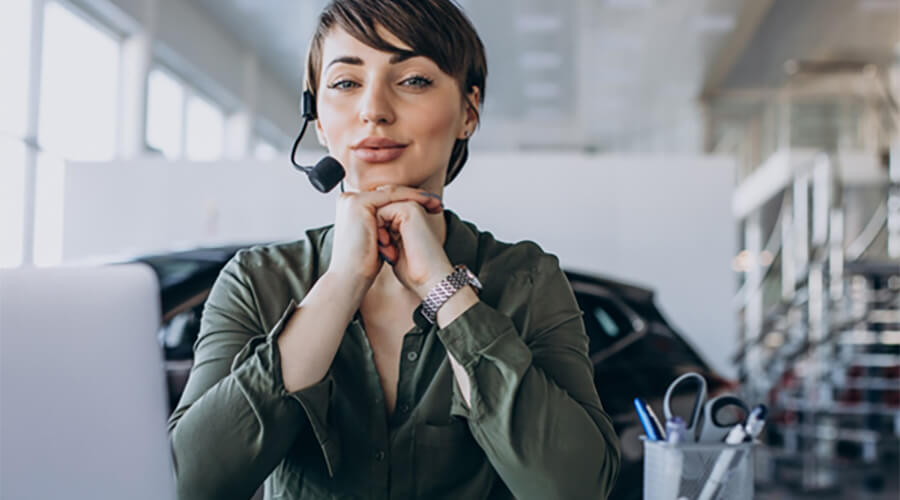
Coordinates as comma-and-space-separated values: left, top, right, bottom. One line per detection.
307, 156, 345, 193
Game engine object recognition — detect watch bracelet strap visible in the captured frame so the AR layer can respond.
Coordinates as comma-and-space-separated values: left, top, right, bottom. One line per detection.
419, 266, 475, 324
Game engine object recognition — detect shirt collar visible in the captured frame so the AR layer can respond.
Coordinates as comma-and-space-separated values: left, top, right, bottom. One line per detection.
316, 208, 478, 279
443, 208, 479, 271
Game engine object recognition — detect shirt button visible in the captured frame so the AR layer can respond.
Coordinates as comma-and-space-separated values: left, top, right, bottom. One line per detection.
374, 450, 385, 461
399, 403, 410, 413
406, 351, 419, 362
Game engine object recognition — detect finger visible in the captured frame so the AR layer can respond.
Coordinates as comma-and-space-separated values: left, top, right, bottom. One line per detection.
371, 186, 441, 214
359, 185, 443, 212
377, 226, 391, 246
388, 209, 407, 235
380, 243, 399, 264
414, 190, 444, 213
423, 196, 443, 214
391, 222, 403, 239
376, 201, 414, 235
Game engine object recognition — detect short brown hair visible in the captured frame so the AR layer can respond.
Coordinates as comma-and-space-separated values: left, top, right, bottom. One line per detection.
304, 0, 487, 185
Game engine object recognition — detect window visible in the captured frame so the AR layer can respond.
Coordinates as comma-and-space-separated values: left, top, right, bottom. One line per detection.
185, 93, 225, 161
0, 1, 32, 268
0, 1, 32, 139
147, 67, 228, 161
146, 68, 185, 159
593, 306, 621, 337
38, 1, 119, 161
33, 1, 120, 266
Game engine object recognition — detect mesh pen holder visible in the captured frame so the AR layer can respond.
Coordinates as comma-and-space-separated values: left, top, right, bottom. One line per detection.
642, 438, 755, 500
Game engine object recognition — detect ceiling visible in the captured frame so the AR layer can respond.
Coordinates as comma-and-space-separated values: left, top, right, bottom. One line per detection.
723, 0, 900, 90
189, 0, 899, 152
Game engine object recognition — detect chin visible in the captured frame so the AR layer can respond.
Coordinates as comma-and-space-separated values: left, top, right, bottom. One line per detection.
349, 169, 424, 192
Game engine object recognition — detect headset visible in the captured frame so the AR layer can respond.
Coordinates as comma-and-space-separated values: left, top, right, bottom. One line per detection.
293, 89, 395, 266
290, 90, 346, 193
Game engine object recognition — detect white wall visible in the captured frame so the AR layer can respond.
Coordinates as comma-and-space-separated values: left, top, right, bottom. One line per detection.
451, 153, 737, 376
60, 154, 336, 261
61, 153, 737, 375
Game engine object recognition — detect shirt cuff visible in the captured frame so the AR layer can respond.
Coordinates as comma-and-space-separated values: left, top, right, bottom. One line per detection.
449, 376, 471, 419
289, 373, 340, 478
233, 298, 341, 477
435, 300, 518, 368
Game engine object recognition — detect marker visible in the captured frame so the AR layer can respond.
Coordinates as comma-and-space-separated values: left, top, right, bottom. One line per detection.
697, 405, 768, 500
697, 423, 747, 500
664, 416, 687, 500
743, 405, 768, 442
666, 416, 687, 444
634, 398, 661, 441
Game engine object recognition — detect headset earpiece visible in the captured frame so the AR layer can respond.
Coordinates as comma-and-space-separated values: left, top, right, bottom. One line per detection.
301, 90, 316, 120
290, 88, 345, 193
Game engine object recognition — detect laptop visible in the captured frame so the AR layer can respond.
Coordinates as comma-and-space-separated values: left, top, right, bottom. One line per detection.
0, 264, 176, 500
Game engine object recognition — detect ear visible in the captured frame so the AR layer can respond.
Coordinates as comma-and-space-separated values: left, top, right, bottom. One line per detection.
314, 116, 328, 148
458, 86, 481, 139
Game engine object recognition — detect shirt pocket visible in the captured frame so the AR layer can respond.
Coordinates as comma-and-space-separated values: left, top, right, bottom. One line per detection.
414, 418, 486, 498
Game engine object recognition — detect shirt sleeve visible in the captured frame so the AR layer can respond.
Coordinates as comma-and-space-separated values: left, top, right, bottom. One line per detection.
167, 256, 339, 500
435, 252, 621, 500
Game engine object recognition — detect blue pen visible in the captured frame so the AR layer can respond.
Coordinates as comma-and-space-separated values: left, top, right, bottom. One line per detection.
634, 398, 662, 441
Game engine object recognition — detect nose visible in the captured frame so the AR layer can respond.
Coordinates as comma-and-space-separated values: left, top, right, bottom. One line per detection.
358, 81, 395, 125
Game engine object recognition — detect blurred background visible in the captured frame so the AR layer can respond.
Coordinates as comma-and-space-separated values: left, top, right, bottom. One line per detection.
0, 0, 898, 498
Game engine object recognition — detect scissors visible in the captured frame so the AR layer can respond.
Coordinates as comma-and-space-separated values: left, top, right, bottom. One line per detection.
663, 372, 750, 442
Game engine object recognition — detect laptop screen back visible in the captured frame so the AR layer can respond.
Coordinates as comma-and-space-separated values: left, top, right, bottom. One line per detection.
0, 264, 176, 500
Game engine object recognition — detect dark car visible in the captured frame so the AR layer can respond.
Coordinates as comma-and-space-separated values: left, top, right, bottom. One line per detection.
136, 245, 728, 500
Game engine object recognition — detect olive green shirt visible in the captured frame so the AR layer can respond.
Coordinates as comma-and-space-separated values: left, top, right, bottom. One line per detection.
168, 209, 620, 500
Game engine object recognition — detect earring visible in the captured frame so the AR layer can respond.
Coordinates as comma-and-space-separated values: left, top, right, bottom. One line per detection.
463, 130, 470, 138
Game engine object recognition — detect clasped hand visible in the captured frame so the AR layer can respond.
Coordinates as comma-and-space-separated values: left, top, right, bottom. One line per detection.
329, 185, 454, 299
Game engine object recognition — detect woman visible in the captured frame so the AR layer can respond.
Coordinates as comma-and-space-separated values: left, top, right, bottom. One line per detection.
168, 1, 620, 499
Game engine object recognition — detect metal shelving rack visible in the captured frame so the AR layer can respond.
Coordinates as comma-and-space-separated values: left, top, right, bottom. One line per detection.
728, 64, 899, 495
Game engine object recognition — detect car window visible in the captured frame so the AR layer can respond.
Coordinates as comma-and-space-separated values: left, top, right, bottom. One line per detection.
576, 294, 636, 355
593, 305, 621, 337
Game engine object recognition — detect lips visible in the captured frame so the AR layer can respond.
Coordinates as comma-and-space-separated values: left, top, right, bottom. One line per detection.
352, 137, 408, 163
354, 137, 406, 149
352, 145, 407, 163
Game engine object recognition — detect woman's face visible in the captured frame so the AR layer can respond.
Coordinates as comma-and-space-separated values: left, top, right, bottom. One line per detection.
314, 26, 478, 193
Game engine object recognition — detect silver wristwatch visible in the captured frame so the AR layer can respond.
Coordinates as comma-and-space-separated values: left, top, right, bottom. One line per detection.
414, 265, 482, 327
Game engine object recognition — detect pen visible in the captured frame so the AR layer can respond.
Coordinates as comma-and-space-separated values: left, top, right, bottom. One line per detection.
646, 403, 667, 441
634, 398, 662, 441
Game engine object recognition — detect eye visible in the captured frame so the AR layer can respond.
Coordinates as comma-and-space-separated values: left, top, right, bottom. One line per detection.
401, 75, 433, 88
327, 79, 359, 90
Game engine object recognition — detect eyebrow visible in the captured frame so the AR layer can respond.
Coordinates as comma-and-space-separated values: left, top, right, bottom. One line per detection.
325, 52, 419, 70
